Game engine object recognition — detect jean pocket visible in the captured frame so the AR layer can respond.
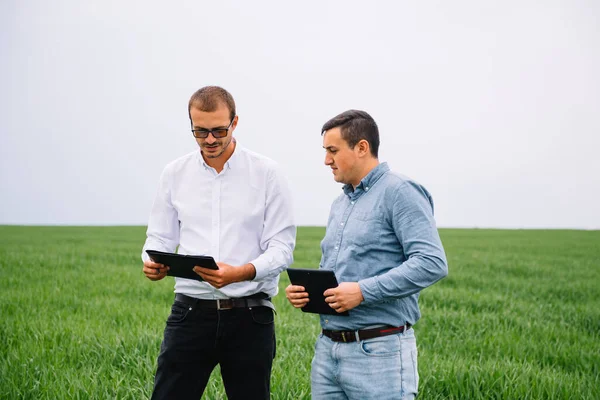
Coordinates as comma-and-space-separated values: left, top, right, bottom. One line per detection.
360, 334, 401, 357
250, 306, 274, 325
166, 300, 192, 325
401, 330, 419, 391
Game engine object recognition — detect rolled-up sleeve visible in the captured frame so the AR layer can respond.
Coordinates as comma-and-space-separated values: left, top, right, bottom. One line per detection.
250, 167, 296, 281
141, 166, 180, 262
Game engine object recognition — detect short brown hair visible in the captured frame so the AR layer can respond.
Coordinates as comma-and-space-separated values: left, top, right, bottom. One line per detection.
188, 86, 236, 122
321, 109, 380, 158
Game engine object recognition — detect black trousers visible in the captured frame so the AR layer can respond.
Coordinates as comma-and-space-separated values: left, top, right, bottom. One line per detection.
151, 297, 276, 400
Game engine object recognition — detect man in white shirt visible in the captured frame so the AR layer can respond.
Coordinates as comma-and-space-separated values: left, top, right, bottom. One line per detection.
141, 86, 296, 400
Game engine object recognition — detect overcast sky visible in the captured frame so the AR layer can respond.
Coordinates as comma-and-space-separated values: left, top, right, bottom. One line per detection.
1, 1, 599, 229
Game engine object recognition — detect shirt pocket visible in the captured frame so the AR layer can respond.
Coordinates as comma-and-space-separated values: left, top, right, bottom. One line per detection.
346, 210, 384, 248
352, 210, 382, 221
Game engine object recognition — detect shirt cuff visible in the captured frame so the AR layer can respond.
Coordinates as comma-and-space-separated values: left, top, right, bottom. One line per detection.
249, 255, 275, 281
359, 276, 382, 305
141, 250, 151, 263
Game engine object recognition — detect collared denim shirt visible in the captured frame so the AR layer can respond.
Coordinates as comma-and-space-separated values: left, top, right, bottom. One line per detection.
319, 162, 448, 331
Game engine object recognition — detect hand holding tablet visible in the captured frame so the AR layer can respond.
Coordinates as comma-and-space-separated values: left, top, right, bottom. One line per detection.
286, 268, 349, 316
146, 250, 218, 282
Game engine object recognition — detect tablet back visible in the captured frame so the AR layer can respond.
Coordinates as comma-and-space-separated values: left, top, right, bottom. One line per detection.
146, 250, 218, 281
287, 268, 349, 316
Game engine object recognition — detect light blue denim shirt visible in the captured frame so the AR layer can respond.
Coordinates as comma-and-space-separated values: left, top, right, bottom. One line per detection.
319, 162, 448, 330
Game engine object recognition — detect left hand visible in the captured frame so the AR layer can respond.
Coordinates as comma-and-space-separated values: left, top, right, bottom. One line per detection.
324, 282, 364, 313
193, 262, 253, 289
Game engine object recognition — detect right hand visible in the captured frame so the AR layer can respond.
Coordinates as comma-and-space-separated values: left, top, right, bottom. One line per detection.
285, 284, 310, 308
143, 260, 170, 281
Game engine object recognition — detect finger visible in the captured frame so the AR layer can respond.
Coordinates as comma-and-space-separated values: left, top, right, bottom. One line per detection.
323, 288, 335, 297
145, 261, 164, 268
143, 266, 157, 275
195, 271, 220, 287
194, 266, 218, 276
195, 269, 209, 279
144, 266, 165, 275
152, 268, 165, 278
194, 267, 207, 280
144, 271, 159, 281
288, 291, 309, 299
290, 299, 310, 307
292, 299, 310, 308
194, 269, 219, 282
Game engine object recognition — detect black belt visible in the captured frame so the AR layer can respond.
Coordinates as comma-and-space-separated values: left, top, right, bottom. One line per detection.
322, 324, 411, 343
174, 293, 274, 311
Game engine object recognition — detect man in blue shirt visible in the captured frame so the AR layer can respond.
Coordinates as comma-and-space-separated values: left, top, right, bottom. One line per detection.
286, 110, 448, 399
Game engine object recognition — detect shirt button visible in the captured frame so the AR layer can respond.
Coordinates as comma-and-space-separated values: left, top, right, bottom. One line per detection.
335, 246, 338, 250
340, 222, 344, 226
351, 201, 355, 205
365, 187, 369, 191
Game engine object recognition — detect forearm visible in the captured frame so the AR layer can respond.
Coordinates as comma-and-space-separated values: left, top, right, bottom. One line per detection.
236, 263, 257, 282
359, 252, 448, 304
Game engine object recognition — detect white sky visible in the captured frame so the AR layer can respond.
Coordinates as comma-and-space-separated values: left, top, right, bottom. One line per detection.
1, 1, 599, 229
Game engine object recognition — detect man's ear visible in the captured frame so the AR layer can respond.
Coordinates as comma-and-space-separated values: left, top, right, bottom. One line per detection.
229, 115, 239, 133
357, 139, 370, 157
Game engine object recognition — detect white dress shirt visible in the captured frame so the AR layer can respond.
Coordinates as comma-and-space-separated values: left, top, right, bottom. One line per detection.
141, 143, 296, 299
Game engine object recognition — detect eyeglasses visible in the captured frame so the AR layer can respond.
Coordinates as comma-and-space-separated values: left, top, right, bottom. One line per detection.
191, 118, 235, 139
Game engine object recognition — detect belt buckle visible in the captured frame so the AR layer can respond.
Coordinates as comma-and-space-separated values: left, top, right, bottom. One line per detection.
216, 299, 234, 310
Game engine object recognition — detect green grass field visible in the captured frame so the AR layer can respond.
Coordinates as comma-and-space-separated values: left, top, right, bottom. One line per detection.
1, 226, 599, 399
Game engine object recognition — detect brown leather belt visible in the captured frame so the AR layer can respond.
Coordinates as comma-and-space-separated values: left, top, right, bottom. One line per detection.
322, 324, 411, 343
175, 293, 274, 311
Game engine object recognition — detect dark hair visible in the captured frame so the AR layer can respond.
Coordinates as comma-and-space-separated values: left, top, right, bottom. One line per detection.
321, 110, 379, 157
188, 86, 236, 121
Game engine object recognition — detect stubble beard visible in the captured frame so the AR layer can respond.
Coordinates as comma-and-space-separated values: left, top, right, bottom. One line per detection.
203, 136, 233, 159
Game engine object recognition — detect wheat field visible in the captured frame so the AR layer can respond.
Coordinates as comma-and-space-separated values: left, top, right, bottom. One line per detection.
0, 226, 598, 399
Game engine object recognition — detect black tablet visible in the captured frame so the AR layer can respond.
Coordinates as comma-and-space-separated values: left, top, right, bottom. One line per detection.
146, 250, 218, 282
286, 268, 349, 316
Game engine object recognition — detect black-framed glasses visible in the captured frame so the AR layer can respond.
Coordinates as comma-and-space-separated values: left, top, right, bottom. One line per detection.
191, 118, 235, 139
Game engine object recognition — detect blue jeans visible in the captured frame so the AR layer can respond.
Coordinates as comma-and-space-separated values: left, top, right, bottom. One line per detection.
311, 328, 419, 400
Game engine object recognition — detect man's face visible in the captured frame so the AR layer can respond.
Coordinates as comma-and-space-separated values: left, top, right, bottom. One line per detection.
323, 127, 360, 186
190, 104, 237, 159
